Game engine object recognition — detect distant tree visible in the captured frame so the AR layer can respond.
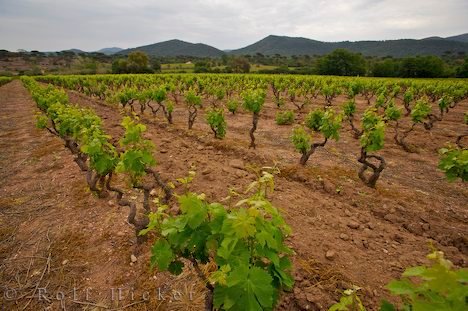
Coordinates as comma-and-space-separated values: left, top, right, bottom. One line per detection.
229, 56, 250, 73
316, 49, 366, 76
151, 58, 161, 72
30, 50, 45, 57
194, 61, 210, 73
400, 56, 445, 78
84, 59, 98, 74
456, 57, 468, 78
127, 51, 150, 73
372, 59, 401, 77
221, 54, 229, 65
112, 59, 128, 74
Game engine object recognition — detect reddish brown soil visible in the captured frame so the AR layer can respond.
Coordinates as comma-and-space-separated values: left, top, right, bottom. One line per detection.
1, 79, 467, 310
0, 80, 204, 311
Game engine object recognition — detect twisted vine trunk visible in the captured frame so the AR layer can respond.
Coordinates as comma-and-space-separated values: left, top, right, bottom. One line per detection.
293, 101, 306, 111
394, 122, 415, 152
249, 112, 259, 149
299, 137, 328, 165
324, 96, 333, 107
139, 100, 149, 115
63, 136, 89, 171
158, 102, 173, 124
134, 183, 152, 213
423, 114, 442, 131
86, 170, 100, 193
188, 106, 197, 129
271, 86, 281, 108
145, 168, 173, 204
105, 172, 149, 244
171, 92, 179, 106
357, 148, 386, 188
210, 126, 218, 139
364, 93, 374, 105
147, 102, 161, 116
456, 134, 467, 148
348, 117, 362, 139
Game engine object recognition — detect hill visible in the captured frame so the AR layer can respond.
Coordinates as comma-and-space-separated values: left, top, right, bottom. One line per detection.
118, 39, 224, 57
97, 47, 123, 55
445, 33, 468, 43
229, 35, 468, 57
62, 48, 86, 54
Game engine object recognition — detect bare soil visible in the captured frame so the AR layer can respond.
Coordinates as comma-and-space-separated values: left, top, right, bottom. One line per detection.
1, 79, 467, 310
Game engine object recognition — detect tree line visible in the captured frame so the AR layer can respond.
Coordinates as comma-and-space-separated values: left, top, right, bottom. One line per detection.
2, 48, 467, 78
112, 49, 468, 78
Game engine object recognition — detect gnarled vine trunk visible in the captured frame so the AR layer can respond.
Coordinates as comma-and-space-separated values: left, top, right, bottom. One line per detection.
394, 122, 415, 152
456, 134, 467, 148
357, 148, 386, 188
299, 137, 328, 165
105, 172, 149, 245
188, 106, 197, 129
347, 117, 362, 139
249, 112, 259, 149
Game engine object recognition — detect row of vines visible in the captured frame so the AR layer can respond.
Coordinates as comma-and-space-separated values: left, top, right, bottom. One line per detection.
36, 73, 468, 184
0, 76, 13, 87
20, 75, 467, 310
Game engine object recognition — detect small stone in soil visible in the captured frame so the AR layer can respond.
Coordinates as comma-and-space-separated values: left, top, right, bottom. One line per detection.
229, 159, 245, 170
325, 250, 336, 260
339, 233, 350, 241
347, 220, 360, 229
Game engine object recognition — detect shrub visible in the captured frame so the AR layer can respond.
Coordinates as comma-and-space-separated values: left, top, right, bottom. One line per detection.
275, 110, 295, 125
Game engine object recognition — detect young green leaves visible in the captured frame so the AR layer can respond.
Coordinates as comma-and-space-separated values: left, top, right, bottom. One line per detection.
384, 100, 402, 122
143, 172, 294, 311
343, 99, 357, 118
185, 90, 202, 129
291, 126, 311, 155
242, 89, 266, 114
275, 110, 295, 125
304, 108, 342, 139
206, 108, 227, 139
360, 109, 386, 152
410, 98, 431, 124
226, 99, 239, 114
438, 147, 468, 182
358, 109, 386, 187
293, 108, 341, 165
385, 250, 468, 311
116, 116, 156, 184
242, 89, 266, 149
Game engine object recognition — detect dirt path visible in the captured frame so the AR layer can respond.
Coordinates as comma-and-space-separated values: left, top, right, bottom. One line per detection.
0, 81, 197, 310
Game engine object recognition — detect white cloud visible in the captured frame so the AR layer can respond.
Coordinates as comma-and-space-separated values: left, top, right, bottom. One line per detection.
0, 0, 466, 51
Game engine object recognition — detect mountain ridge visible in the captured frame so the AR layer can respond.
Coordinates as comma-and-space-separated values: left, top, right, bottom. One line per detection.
228, 34, 468, 57
117, 39, 224, 57
23, 33, 468, 57
97, 47, 123, 55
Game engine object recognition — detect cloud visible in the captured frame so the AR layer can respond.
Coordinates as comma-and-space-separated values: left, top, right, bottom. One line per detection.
0, 0, 466, 51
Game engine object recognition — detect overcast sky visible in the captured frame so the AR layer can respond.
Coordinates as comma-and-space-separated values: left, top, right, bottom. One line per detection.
0, 0, 467, 52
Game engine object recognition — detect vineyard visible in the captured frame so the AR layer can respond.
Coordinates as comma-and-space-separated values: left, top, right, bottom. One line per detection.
0, 74, 466, 310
